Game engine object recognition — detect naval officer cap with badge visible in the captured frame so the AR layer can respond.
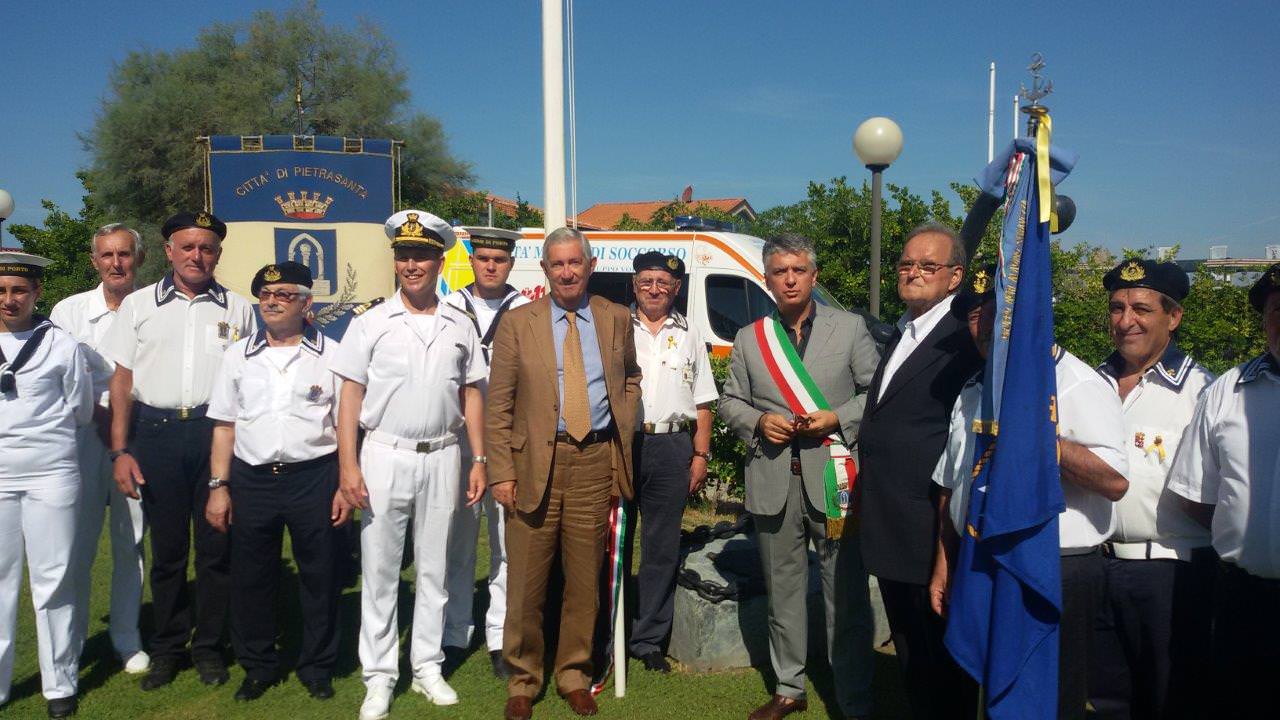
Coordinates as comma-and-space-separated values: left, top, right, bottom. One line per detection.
1165, 261, 1280, 715
329, 209, 489, 717
0, 250, 95, 719
202, 260, 349, 702
96, 209, 258, 691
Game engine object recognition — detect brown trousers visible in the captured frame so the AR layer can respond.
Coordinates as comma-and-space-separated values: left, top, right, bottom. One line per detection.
503, 439, 614, 698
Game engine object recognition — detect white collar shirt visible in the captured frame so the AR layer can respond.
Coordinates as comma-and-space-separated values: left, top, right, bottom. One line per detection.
1167, 353, 1280, 578
0, 324, 94, 485
206, 325, 341, 465
50, 283, 122, 406
878, 294, 956, 398
1096, 344, 1214, 558
933, 348, 1128, 549
442, 285, 530, 395
632, 308, 719, 424
329, 290, 486, 439
98, 274, 257, 409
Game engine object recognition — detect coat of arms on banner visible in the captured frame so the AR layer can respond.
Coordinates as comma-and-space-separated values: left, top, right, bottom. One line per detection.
272, 227, 358, 324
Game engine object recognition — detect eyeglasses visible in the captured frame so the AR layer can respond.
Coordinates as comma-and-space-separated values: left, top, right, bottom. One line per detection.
636, 279, 674, 291
895, 261, 958, 276
257, 289, 302, 303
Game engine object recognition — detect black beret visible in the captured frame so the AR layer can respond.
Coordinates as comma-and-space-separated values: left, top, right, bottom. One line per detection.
955, 263, 998, 313
1103, 259, 1190, 303
462, 226, 521, 253
162, 211, 227, 240
251, 261, 313, 296
633, 251, 684, 276
1248, 262, 1280, 312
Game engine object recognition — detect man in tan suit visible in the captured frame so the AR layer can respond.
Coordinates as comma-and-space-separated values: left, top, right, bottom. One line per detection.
487, 227, 641, 720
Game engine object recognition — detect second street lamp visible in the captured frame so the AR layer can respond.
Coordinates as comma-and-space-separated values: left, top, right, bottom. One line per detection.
853, 117, 904, 319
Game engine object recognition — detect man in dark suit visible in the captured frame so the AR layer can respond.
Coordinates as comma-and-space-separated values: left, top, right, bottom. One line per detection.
857, 223, 982, 720
486, 227, 642, 720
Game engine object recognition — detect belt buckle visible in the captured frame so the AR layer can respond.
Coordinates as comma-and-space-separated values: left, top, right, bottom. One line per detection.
177, 407, 192, 421
271, 463, 285, 475
415, 440, 432, 454
642, 422, 655, 434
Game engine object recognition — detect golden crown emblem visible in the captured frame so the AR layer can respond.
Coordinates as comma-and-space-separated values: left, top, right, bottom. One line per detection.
263, 265, 282, 282
971, 269, 991, 294
274, 191, 335, 220
667, 257, 679, 270
397, 213, 427, 240
195, 211, 213, 228
1119, 260, 1146, 282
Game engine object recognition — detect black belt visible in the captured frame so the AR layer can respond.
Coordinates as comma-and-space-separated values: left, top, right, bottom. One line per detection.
555, 428, 614, 446
135, 402, 209, 422
233, 452, 337, 476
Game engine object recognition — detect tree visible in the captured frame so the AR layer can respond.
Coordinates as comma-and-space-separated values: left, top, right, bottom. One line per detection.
83, 0, 470, 279
8, 174, 105, 314
406, 188, 543, 230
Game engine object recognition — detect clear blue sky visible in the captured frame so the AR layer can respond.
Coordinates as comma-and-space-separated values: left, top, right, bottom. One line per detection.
4, 0, 1278, 258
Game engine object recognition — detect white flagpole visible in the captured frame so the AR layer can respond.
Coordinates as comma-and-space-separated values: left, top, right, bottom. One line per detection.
988, 62, 996, 162
1013, 94, 1020, 139
542, 0, 566, 231
614, 586, 626, 697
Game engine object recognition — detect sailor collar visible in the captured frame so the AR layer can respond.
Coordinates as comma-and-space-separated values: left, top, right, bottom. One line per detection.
631, 306, 688, 331
1238, 352, 1280, 385
1098, 342, 1194, 390
154, 273, 228, 308
244, 322, 325, 358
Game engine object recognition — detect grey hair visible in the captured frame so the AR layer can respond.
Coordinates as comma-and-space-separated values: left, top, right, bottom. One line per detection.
543, 226, 592, 259
92, 223, 145, 260
903, 222, 966, 268
762, 233, 817, 269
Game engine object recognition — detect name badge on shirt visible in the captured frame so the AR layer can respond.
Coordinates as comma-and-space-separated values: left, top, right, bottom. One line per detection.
217, 321, 230, 340
307, 384, 323, 401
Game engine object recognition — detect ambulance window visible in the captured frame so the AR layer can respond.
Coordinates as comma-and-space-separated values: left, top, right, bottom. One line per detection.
705, 275, 775, 341
587, 272, 688, 314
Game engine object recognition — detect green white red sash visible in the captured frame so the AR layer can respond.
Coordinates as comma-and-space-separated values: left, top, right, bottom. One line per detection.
753, 316, 856, 538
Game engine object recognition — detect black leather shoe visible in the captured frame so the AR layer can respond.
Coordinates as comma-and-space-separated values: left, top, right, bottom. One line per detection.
639, 651, 671, 673
46, 696, 77, 718
194, 658, 229, 686
140, 657, 180, 691
234, 676, 273, 701
441, 645, 466, 676
302, 677, 334, 700
490, 649, 511, 679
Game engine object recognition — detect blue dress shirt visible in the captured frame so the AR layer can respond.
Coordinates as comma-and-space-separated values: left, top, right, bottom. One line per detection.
551, 295, 611, 432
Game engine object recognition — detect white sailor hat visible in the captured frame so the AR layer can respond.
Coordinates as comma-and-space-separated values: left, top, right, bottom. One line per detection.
383, 209, 456, 252
0, 250, 53, 280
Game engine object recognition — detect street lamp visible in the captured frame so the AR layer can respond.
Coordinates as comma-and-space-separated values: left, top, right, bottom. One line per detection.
853, 117, 903, 318
0, 189, 13, 246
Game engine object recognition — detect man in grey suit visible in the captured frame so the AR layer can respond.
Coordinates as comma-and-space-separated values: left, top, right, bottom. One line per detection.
721, 233, 881, 720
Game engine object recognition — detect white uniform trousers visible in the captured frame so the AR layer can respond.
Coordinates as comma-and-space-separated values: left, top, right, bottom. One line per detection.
69, 428, 146, 658
0, 477, 80, 703
358, 438, 459, 688
442, 456, 507, 652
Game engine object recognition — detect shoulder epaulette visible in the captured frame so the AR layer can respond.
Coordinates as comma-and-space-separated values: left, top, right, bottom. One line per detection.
352, 297, 385, 316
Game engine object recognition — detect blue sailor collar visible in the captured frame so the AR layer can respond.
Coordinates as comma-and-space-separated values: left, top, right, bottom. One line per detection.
244, 322, 325, 358
154, 273, 228, 308
1098, 342, 1194, 390
1238, 352, 1280, 385
631, 306, 688, 331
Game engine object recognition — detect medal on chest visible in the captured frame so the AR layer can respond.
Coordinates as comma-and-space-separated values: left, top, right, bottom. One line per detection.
217, 321, 230, 340
307, 385, 323, 401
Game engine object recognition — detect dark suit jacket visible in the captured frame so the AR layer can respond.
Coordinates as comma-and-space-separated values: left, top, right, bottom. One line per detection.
485, 294, 642, 514
857, 301, 982, 585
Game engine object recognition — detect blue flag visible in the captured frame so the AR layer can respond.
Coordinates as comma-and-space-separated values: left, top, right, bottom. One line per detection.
944, 119, 1075, 719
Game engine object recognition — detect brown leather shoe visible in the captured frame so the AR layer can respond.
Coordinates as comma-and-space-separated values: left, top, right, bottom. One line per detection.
505, 695, 533, 720
748, 694, 808, 720
562, 689, 598, 716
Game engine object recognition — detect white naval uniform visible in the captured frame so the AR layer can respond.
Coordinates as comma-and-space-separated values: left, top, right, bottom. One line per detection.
49, 285, 147, 660
1168, 353, 1280, 578
329, 291, 485, 686
633, 308, 719, 426
0, 322, 94, 703
933, 348, 1129, 548
440, 285, 528, 652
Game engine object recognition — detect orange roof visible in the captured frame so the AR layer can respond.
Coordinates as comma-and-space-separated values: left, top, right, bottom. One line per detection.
575, 198, 755, 230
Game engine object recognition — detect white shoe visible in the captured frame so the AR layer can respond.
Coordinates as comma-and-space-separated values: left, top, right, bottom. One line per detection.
411, 674, 459, 706
359, 684, 393, 720
122, 651, 151, 675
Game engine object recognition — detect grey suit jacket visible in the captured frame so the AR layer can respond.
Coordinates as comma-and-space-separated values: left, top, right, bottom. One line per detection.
719, 302, 881, 516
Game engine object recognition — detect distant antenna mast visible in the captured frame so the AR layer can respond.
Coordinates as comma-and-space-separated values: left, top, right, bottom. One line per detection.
295, 77, 305, 135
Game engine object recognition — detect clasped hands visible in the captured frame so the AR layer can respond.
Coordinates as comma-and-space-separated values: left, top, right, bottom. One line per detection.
757, 409, 839, 445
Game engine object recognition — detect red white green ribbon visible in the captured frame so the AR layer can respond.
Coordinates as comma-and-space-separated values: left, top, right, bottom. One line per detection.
590, 496, 629, 697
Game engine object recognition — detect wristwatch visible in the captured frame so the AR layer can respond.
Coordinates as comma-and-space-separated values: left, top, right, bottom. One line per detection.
471, 455, 488, 465
208, 476, 228, 490
692, 450, 711, 461
108, 449, 130, 461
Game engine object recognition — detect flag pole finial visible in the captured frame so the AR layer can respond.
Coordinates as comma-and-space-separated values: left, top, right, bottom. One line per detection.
1019, 53, 1053, 132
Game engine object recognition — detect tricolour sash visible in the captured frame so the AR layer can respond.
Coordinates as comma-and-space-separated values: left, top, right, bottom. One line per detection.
753, 317, 856, 538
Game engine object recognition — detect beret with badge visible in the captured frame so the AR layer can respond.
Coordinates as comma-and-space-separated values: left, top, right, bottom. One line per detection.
1248, 262, 1280, 312
633, 250, 685, 277
462, 226, 522, 254
0, 250, 53, 280
1102, 258, 1190, 303
162, 210, 227, 240
954, 262, 998, 313
384, 209, 456, 252
251, 260, 313, 297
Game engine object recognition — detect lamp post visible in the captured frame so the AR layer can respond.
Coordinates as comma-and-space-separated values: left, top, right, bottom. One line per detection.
0, 189, 14, 246
853, 118, 903, 318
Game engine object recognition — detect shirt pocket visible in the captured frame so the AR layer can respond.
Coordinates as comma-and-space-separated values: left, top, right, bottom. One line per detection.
290, 379, 334, 423
1133, 424, 1179, 469
204, 322, 237, 356
237, 373, 273, 421
368, 341, 411, 384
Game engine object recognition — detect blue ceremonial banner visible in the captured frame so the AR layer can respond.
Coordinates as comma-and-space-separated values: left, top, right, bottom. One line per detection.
204, 135, 400, 337
944, 118, 1075, 719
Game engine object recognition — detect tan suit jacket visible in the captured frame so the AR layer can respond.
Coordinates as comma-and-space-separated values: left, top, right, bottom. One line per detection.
486, 294, 641, 513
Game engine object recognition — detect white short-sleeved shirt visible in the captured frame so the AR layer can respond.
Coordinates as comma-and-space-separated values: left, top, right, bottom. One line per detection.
933, 348, 1129, 549
1167, 353, 1280, 578
879, 294, 956, 398
50, 283, 120, 406
632, 309, 718, 424
99, 274, 258, 409
1096, 345, 1214, 559
0, 322, 94, 486
442, 284, 530, 395
329, 290, 485, 439
207, 325, 341, 465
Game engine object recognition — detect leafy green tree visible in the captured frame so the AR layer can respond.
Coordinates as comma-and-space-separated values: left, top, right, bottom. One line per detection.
7, 174, 105, 314
83, 0, 470, 279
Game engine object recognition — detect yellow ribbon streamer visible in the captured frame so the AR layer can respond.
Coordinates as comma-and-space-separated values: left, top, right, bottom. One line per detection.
1035, 112, 1055, 228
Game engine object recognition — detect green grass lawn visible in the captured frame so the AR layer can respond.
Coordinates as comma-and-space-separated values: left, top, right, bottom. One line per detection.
4, 517, 908, 719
